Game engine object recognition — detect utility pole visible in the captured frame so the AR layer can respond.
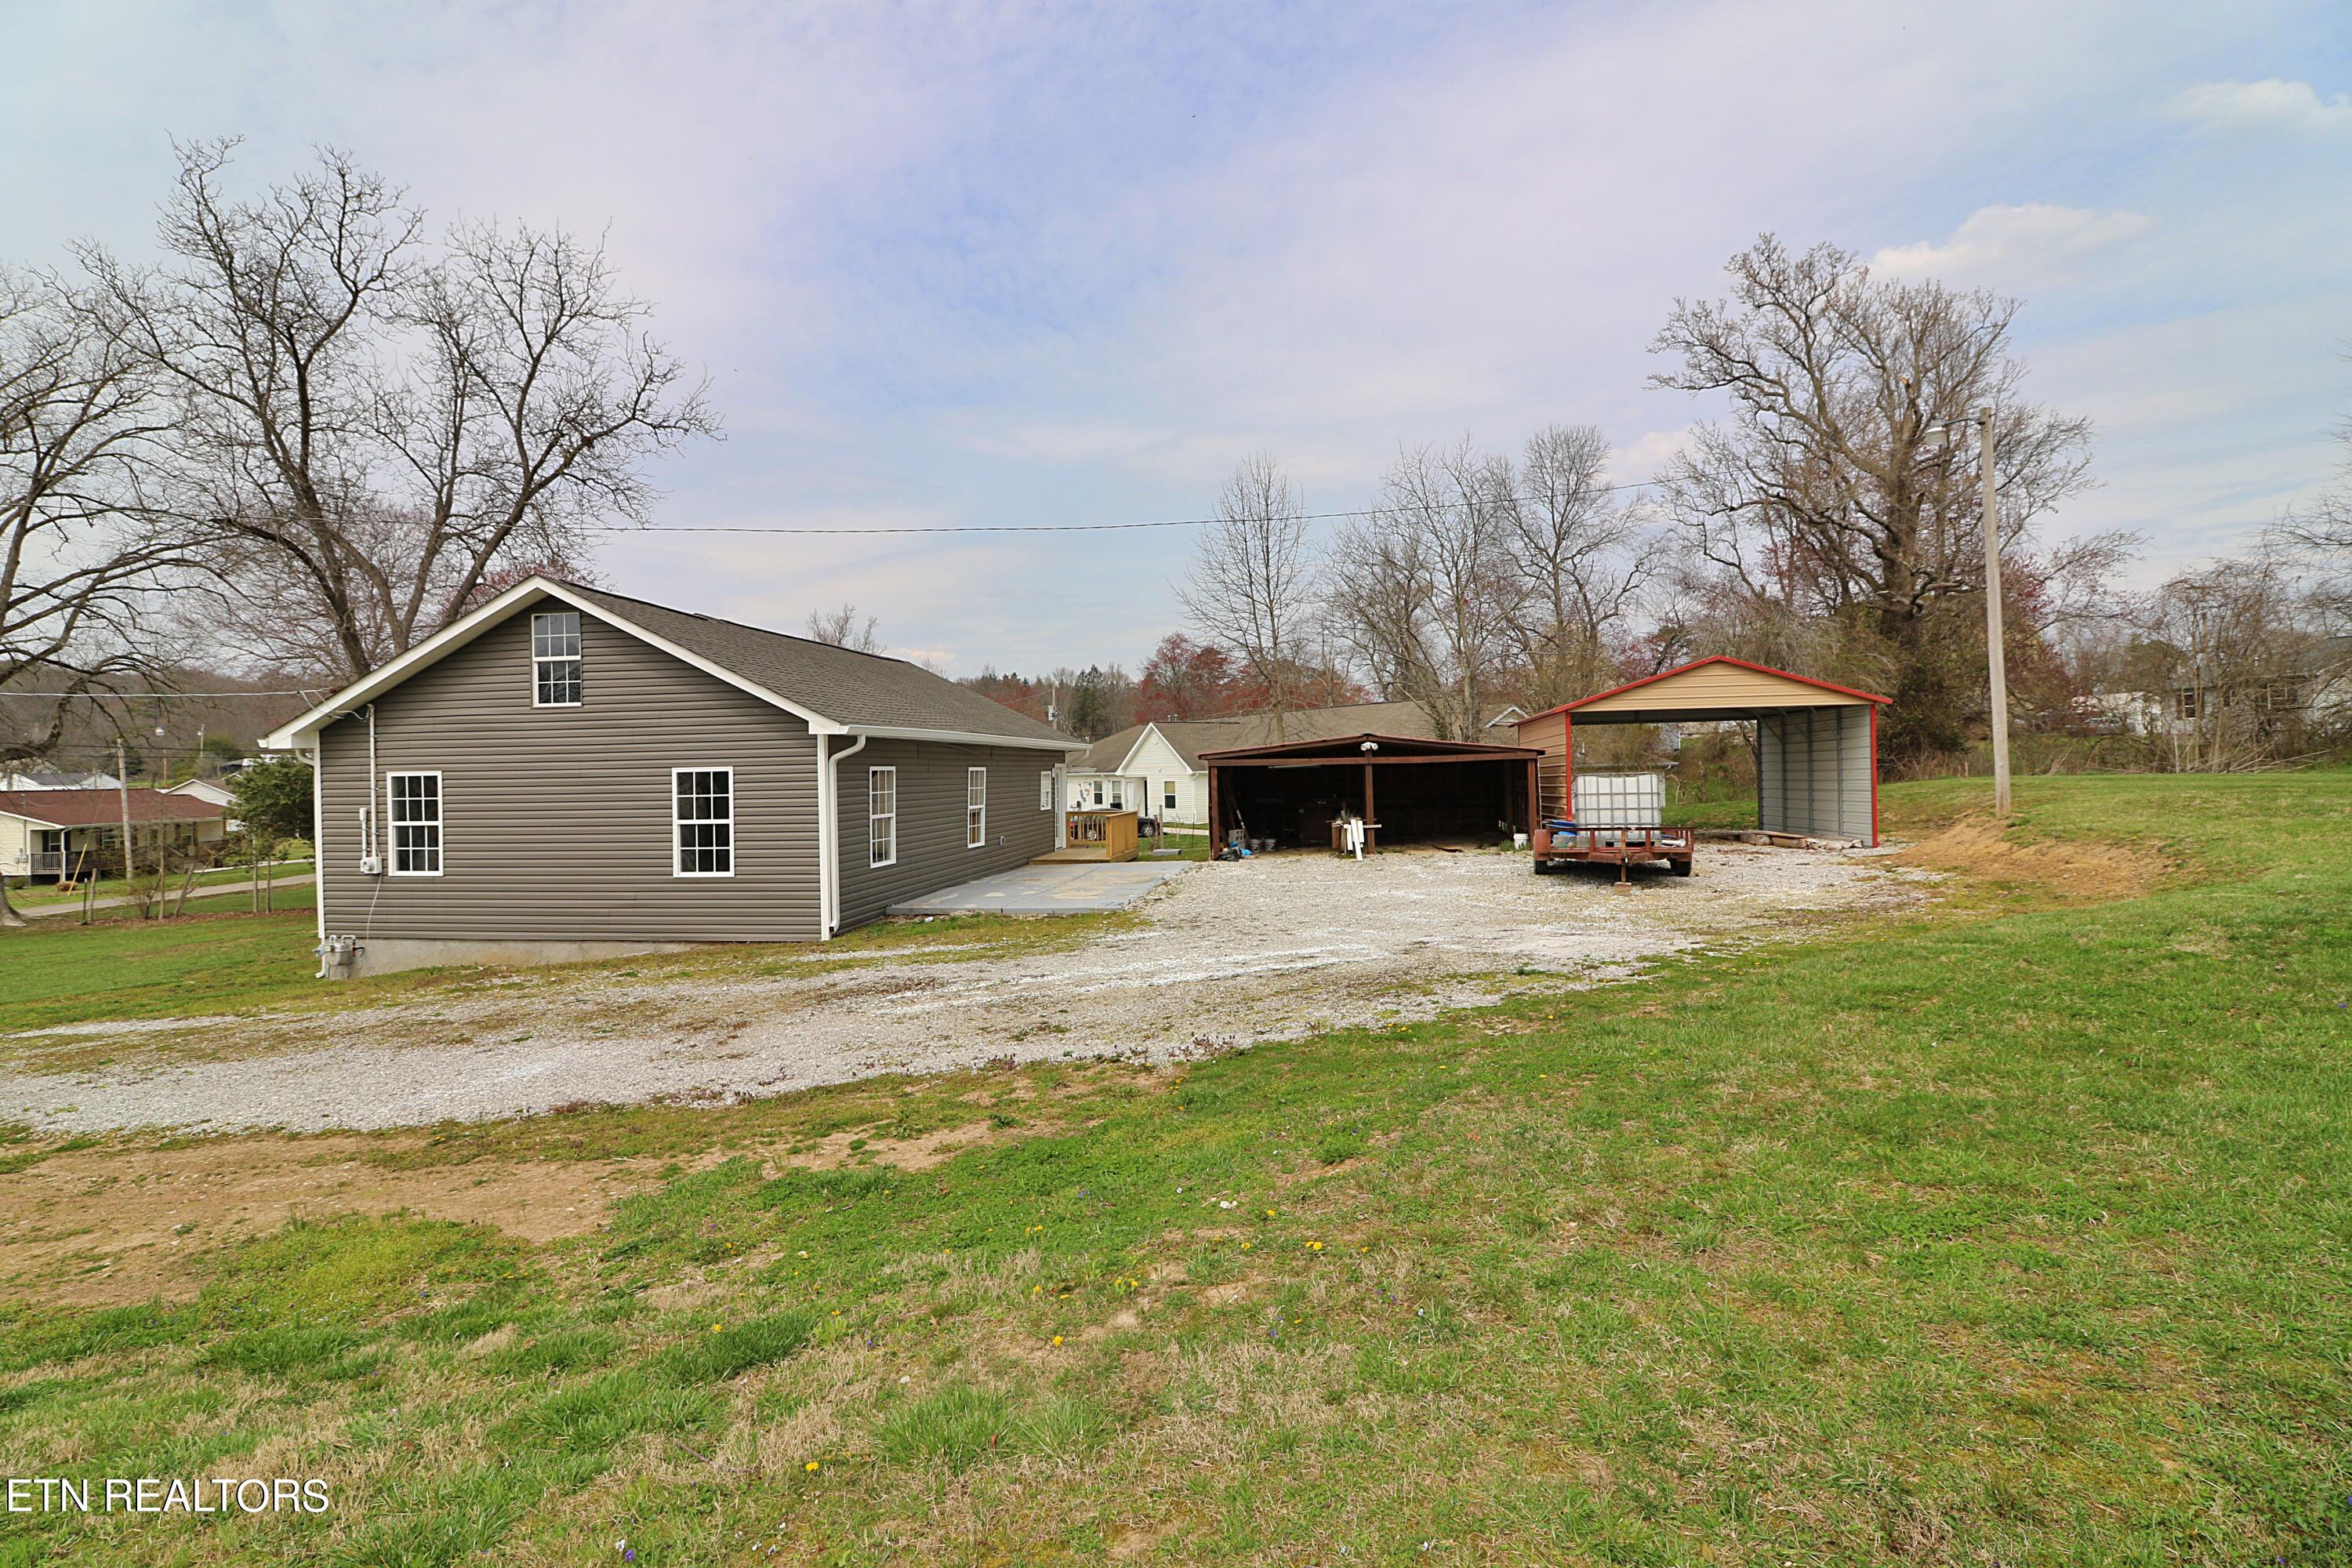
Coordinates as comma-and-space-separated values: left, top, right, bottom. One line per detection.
116, 741, 137, 884
1978, 406, 2013, 817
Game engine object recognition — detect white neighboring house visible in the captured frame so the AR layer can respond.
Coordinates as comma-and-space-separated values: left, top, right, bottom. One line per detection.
2080, 635, 2352, 738
165, 776, 243, 828
0, 788, 229, 882
1067, 700, 1530, 826
0, 768, 122, 789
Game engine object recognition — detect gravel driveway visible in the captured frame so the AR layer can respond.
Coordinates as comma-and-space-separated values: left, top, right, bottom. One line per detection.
4, 845, 1922, 1134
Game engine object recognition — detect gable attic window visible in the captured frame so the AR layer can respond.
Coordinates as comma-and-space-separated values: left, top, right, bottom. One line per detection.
673, 768, 733, 877
532, 611, 583, 706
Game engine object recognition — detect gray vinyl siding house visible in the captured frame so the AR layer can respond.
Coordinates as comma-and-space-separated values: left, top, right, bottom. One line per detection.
267, 577, 1076, 978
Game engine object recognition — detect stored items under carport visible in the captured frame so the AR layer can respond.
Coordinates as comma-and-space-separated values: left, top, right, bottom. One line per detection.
1200, 733, 1540, 853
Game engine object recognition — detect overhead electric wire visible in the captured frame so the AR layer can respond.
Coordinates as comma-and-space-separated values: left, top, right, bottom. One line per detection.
0, 690, 318, 699
597, 479, 1661, 535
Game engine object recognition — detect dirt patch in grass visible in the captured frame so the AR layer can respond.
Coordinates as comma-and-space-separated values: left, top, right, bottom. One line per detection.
1893, 814, 2174, 904
0, 1115, 1032, 1308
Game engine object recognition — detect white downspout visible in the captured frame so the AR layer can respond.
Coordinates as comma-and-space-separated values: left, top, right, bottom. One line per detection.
307, 742, 328, 977
822, 733, 867, 938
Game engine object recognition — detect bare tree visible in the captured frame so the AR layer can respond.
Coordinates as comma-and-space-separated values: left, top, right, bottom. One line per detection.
1326, 438, 1519, 739
81, 140, 720, 681
805, 603, 883, 652
2133, 556, 2328, 771
1177, 453, 1316, 739
0, 271, 191, 924
1497, 424, 1649, 710
2274, 370, 2352, 652
1652, 235, 2114, 759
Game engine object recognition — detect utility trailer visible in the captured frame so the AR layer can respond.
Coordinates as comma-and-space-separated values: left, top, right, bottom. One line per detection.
1531, 772, 1693, 881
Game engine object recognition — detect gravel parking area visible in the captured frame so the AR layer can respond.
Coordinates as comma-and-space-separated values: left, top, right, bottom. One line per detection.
3, 844, 1923, 1134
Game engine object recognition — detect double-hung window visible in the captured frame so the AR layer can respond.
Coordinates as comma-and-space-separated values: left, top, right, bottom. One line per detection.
1163, 780, 1178, 815
388, 771, 443, 876
673, 768, 733, 877
966, 767, 987, 848
532, 612, 583, 706
1039, 771, 1054, 811
869, 766, 898, 868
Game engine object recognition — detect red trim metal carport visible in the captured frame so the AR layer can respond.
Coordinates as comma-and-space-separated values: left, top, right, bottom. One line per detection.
1517, 657, 1893, 846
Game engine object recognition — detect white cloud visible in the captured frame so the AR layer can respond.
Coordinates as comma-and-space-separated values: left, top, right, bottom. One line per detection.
2, 2, 2346, 673
2169, 78, 2352, 136
1871, 205, 2154, 285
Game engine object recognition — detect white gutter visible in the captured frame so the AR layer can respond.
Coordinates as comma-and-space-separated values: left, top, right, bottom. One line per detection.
821, 733, 868, 938
848, 724, 1080, 753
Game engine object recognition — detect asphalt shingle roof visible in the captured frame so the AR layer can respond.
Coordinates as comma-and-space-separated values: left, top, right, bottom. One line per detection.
1077, 700, 1449, 772
561, 583, 1075, 748
0, 789, 225, 827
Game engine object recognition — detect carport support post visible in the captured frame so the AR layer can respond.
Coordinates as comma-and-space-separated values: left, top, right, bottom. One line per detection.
1363, 761, 1375, 852
1562, 715, 1573, 824
1207, 766, 1221, 851
1525, 757, 1538, 837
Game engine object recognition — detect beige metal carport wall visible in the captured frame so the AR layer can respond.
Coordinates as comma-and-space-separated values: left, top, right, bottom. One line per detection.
1516, 657, 1893, 846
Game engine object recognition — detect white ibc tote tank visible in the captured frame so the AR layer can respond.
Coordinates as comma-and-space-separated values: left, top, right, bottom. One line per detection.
1570, 773, 1665, 829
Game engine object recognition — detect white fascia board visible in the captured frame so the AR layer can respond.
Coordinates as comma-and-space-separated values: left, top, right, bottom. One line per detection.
848, 724, 1083, 753
0, 808, 67, 829
1110, 724, 1157, 777
261, 577, 849, 750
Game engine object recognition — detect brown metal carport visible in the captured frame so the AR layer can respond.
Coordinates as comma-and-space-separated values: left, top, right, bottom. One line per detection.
1203, 733, 1540, 852
1517, 657, 1893, 846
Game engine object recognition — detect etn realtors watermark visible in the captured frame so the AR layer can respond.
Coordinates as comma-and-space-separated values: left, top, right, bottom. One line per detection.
7, 1476, 331, 1515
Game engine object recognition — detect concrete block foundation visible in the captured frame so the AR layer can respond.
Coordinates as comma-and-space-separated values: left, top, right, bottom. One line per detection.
327, 935, 710, 978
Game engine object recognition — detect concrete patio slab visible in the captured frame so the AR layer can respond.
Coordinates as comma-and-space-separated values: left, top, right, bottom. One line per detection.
888, 861, 1192, 916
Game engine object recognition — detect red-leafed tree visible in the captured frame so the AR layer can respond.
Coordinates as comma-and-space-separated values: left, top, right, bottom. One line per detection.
1134, 633, 1238, 720
961, 667, 1049, 724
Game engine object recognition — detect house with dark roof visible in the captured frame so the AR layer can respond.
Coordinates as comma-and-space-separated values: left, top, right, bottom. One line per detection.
1070, 701, 1526, 825
263, 577, 1081, 977
0, 788, 227, 883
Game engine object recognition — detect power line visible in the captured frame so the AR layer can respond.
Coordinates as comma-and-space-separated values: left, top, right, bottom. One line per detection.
601, 481, 1661, 536
0, 691, 318, 699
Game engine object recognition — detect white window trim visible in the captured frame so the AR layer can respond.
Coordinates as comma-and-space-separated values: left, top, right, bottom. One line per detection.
1039, 771, 1054, 811
532, 611, 583, 708
966, 766, 987, 849
671, 766, 735, 879
869, 765, 898, 869
386, 770, 444, 878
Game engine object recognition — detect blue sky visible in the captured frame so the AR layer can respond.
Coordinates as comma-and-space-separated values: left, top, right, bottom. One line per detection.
3, 1, 2347, 674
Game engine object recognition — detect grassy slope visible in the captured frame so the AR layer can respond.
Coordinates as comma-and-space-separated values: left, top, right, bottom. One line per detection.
0, 899, 322, 1031
12, 859, 314, 909
0, 773, 2347, 1565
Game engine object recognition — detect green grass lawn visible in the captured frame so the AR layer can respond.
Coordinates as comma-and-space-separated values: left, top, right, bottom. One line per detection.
11, 858, 313, 909
0, 900, 324, 1032
0, 773, 2348, 1564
